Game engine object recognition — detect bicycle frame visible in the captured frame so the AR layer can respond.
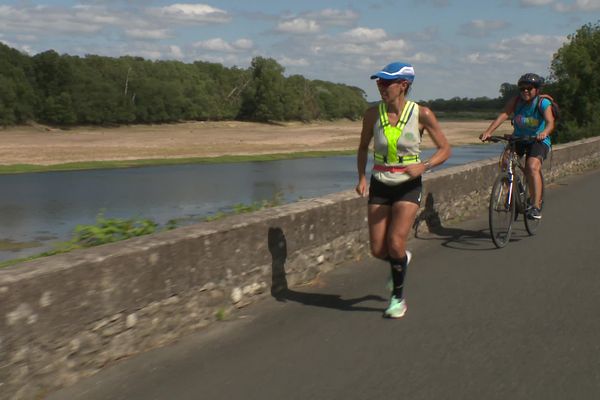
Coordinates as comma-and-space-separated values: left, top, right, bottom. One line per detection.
499, 141, 527, 215
488, 135, 537, 248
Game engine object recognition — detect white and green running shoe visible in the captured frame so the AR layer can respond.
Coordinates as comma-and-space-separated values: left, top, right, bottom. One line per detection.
384, 296, 407, 319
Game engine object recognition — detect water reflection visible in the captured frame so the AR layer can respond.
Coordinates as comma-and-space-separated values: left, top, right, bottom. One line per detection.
0, 144, 502, 261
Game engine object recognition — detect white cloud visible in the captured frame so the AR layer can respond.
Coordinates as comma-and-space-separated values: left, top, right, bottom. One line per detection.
412, 52, 437, 63
278, 56, 310, 67
0, 5, 107, 34
72, 5, 120, 25
193, 38, 254, 53
0, 4, 147, 37
194, 38, 234, 52
520, 0, 554, 6
125, 29, 171, 40
341, 27, 387, 43
306, 8, 359, 26
459, 20, 509, 37
376, 39, 410, 52
148, 3, 230, 23
326, 42, 371, 55
169, 45, 183, 59
469, 33, 567, 67
277, 18, 320, 34
233, 39, 254, 50
466, 51, 512, 64
554, 0, 600, 11
493, 33, 566, 53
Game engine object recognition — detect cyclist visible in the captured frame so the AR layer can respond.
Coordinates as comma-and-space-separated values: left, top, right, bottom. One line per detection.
356, 61, 451, 318
480, 73, 555, 219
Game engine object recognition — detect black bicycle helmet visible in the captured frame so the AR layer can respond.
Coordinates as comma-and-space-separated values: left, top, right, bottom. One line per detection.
518, 73, 544, 88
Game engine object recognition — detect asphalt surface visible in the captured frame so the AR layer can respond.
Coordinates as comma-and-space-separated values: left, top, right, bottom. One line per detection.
47, 168, 600, 400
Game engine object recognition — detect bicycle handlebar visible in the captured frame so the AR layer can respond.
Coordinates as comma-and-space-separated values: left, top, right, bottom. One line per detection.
486, 135, 537, 144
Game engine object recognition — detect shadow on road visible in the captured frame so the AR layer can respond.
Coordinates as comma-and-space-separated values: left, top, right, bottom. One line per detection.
413, 193, 514, 250
268, 227, 386, 312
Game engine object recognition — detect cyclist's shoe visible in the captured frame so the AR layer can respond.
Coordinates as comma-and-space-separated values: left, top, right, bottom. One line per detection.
527, 207, 542, 220
383, 296, 407, 319
386, 250, 412, 290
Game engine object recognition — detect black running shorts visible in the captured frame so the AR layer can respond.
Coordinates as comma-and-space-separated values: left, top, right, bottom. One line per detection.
516, 141, 549, 161
368, 175, 423, 206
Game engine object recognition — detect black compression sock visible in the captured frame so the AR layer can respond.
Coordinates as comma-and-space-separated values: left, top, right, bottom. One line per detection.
389, 255, 408, 299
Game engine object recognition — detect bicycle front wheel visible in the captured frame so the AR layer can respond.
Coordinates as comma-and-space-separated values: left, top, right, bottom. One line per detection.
524, 171, 544, 235
489, 174, 515, 248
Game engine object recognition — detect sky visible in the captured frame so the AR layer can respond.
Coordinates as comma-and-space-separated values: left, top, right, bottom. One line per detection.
1, 1, 599, 101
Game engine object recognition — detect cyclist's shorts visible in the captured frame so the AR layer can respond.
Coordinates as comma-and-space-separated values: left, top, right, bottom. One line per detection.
516, 141, 549, 161
368, 175, 422, 206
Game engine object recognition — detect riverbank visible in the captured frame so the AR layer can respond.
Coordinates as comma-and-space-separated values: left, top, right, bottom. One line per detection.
0, 120, 512, 173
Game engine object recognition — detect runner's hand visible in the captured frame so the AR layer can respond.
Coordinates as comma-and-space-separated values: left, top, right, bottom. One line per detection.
405, 163, 427, 178
355, 176, 367, 197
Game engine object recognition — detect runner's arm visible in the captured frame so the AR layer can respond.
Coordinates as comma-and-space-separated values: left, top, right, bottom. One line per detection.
406, 106, 451, 177
356, 107, 377, 196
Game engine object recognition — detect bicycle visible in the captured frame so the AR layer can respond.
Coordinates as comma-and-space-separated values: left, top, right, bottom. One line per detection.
487, 136, 545, 248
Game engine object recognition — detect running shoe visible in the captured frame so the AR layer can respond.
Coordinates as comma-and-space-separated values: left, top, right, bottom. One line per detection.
383, 296, 407, 319
527, 207, 542, 220
386, 250, 412, 290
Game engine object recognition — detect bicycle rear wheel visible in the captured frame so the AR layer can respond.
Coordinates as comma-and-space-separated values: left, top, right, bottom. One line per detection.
524, 171, 544, 235
489, 174, 515, 248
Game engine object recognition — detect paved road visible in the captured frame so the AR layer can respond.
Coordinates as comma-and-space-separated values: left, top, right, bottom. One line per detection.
48, 168, 600, 400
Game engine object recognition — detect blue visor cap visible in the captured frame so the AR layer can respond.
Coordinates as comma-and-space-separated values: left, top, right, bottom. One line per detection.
370, 62, 415, 82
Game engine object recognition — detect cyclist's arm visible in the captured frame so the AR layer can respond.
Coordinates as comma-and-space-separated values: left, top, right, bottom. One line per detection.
356, 107, 377, 196
480, 97, 517, 141
407, 106, 451, 177
536, 99, 555, 142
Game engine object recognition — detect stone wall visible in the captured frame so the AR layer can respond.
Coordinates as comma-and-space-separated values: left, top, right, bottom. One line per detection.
1, 136, 599, 399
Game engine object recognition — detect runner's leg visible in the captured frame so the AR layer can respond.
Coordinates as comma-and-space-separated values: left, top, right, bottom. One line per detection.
387, 201, 419, 298
368, 204, 391, 260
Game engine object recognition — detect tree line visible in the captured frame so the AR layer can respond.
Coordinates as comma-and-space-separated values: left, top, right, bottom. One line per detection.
0, 46, 367, 126
1, 20, 599, 143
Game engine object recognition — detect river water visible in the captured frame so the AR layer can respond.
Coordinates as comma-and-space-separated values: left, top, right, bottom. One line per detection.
0, 143, 502, 262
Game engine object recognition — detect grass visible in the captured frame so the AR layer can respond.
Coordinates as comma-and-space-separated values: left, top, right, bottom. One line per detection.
205, 192, 284, 222
0, 214, 159, 268
215, 308, 227, 321
0, 150, 355, 175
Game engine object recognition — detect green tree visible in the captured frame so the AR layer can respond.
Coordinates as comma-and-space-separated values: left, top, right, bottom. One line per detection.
281, 75, 319, 121
499, 82, 518, 104
0, 43, 36, 125
240, 57, 285, 121
41, 92, 77, 124
550, 21, 600, 142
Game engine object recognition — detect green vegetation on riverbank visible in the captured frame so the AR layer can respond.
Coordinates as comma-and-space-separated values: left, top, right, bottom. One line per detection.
0, 150, 355, 175
0, 191, 285, 268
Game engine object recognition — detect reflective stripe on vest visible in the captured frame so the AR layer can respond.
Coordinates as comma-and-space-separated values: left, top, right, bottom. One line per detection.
374, 101, 419, 164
